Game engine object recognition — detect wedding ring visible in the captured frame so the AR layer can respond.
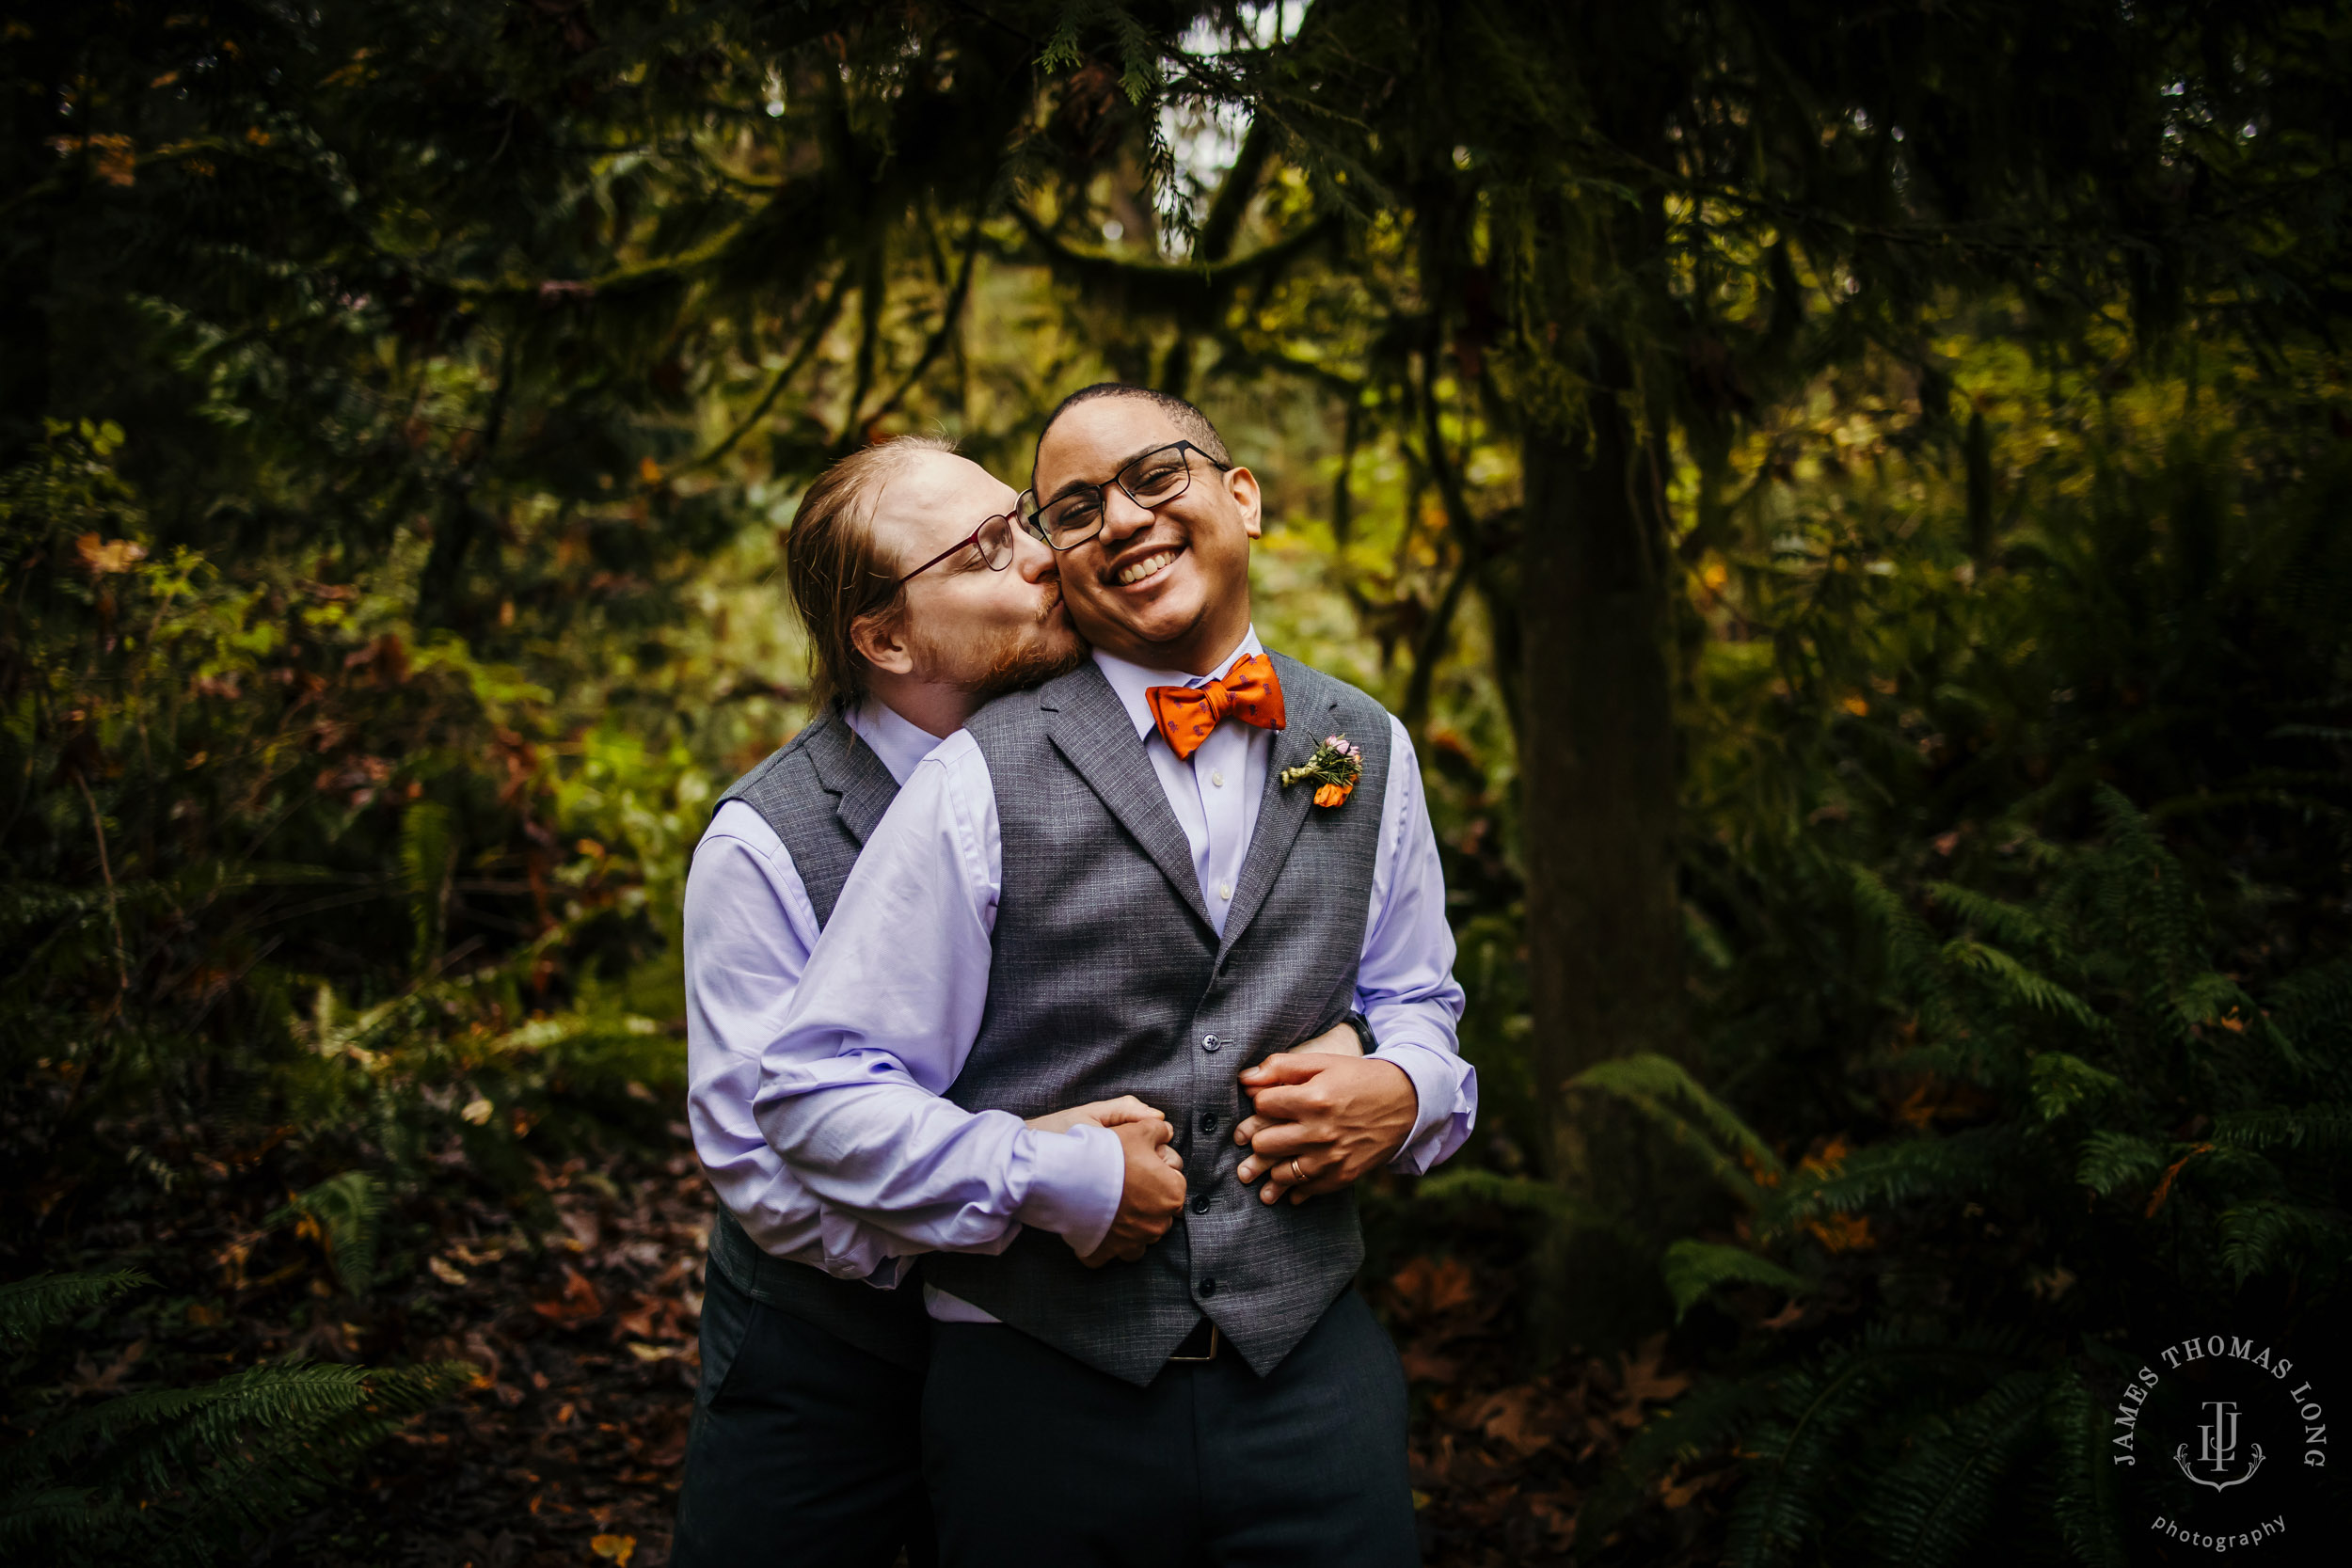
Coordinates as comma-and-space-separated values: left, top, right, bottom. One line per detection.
1288, 1158, 1307, 1184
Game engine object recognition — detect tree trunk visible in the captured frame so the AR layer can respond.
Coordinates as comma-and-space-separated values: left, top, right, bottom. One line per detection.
1517, 335, 1685, 1180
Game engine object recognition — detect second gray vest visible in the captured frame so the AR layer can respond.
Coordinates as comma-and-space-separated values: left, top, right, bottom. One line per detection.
706, 709, 930, 1370
921, 653, 1392, 1386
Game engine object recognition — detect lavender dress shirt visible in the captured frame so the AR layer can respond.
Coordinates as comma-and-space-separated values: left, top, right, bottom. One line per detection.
686, 697, 1109, 1282
752, 630, 1476, 1316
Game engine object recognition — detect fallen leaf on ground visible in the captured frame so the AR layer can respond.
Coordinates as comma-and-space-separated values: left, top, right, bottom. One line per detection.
1400, 1345, 1459, 1384
1389, 1255, 1476, 1319
612, 1291, 688, 1342
531, 1263, 603, 1324
1525, 1489, 1578, 1545
590, 1533, 635, 1564
1471, 1386, 1553, 1457
1618, 1334, 1691, 1407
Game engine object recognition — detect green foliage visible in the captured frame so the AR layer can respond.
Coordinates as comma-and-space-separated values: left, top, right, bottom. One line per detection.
2074, 1132, 2166, 1200
0, 1271, 151, 1348
1412, 1168, 1596, 1224
1602, 766, 2349, 1560
397, 802, 456, 974
1571, 1052, 1788, 1206
0, 417, 694, 1199
2044, 1370, 2133, 1568
0, 1270, 463, 1567
2027, 1053, 2123, 1123
264, 1173, 386, 1296
1660, 1241, 1808, 1323
1713, 1327, 2028, 1568
1550, 300, 2352, 1558
1857, 1370, 2048, 1568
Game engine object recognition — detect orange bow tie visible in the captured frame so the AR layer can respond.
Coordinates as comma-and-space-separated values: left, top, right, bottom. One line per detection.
1146, 653, 1286, 762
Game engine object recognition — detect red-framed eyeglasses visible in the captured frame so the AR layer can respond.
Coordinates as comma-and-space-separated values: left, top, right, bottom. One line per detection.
893, 506, 1021, 586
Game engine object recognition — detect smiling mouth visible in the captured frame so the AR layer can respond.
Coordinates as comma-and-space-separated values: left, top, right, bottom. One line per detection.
1109, 546, 1183, 587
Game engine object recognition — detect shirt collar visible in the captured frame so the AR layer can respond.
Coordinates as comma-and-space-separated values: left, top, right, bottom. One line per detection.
845, 697, 949, 786
1091, 626, 1264, 741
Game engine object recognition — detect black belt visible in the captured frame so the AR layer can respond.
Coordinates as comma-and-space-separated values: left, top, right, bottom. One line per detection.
1168, 1316, 1221, 1363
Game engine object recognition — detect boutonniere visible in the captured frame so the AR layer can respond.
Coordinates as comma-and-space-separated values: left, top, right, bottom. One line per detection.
1279, 734, 1363, 808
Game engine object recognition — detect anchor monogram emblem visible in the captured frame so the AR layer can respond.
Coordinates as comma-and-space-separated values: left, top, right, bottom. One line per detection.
2173, 1400, 2265, 1491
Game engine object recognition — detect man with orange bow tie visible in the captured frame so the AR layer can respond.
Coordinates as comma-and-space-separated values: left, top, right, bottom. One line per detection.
755, 385, 1474, 1566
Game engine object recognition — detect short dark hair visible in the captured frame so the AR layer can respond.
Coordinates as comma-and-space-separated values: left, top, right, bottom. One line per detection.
1033, 384, 1232, 476
783, 435, 956, 708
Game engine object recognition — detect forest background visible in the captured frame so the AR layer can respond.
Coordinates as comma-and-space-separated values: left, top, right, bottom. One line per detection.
6, 3, 2351, 1566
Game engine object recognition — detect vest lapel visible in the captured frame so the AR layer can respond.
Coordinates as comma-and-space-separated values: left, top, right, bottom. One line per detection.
807, 711, 898, 846
1216, 654, 1339, 961
1041, 665, 1218, 933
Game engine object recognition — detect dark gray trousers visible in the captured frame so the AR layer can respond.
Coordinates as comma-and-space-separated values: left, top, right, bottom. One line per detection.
921, 1291, 1418, 1568
672, 1264, 936, 1568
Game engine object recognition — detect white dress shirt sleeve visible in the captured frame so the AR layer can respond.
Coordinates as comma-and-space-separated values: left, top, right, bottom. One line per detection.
752, 733, 1127, 1259
684, 801, 929, 1277
1359, 715, 1476, 1173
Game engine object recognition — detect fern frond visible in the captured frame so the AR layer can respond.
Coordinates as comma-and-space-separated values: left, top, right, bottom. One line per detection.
0, 1270, 151, 1347
2045, 1369, 2132, 1568
1661, 1239, 1810, 1322
264, 1171, 384, 1294
397, 800, 454, 971
1571, 1052, 1786, 1206
1944, 940, 2100, 1029
2029, 1053, 2122, 1122
1410, 1168, 1594, 1223
20, 1358, 466, 1561
1039, 2, 1086, 71
2083, 786, 2201, 982
1861, 1370, 2049, 1568
2213, 1103, 2352, 1156
2217, 1197, 2352, 1285
2074, 1132, 2164, 1198
1725, 1326, 2028, 1568
1847, 863, 1950, 1014
0, 1485, 128, 1562
137, 1362, 463, 1545
2168, 970, 2261, 1039
1764, 1127, 2021, 1232
1928, 881, 2054, 955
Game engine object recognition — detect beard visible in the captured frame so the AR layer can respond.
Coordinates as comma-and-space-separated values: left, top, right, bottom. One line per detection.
961, 630, 1088, 701
911, 587, 1087, 703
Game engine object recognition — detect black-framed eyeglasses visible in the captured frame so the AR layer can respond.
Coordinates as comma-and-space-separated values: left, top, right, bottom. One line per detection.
1019, 440, 1231, 551
892, 506, 1021, 586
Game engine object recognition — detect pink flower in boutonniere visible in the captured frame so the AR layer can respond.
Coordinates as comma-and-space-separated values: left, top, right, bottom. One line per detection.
1280, 734, 1365, 809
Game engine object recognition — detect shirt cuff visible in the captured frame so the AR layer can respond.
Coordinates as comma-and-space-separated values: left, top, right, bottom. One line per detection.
1371, 1040, 1470, 1175
1010, 1122, 1124, 1255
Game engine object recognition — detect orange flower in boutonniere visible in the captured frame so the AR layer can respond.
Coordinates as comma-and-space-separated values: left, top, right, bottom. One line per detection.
1280, 734, 1364, 809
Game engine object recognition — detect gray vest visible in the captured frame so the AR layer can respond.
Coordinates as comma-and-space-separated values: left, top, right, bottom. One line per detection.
704, 709, 930, 1370
922, 653, 1391, 1386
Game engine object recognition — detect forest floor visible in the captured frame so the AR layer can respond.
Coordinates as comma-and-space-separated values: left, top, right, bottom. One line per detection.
224, 1126, 1725, 1568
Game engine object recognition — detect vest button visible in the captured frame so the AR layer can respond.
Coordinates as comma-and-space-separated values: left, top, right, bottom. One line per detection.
1190, 1194, 1210, 1214
1198, 1277, 1218, 1298
1201, 1034, 1223, 1053
1198, 1111, 1218, 1133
